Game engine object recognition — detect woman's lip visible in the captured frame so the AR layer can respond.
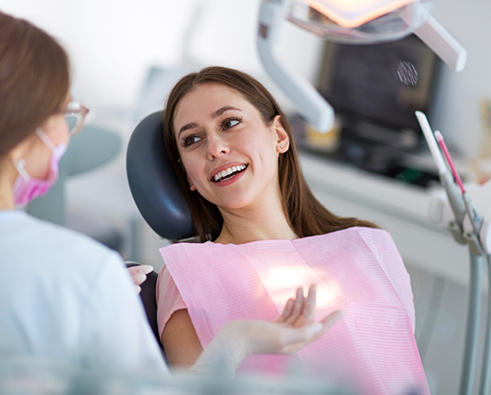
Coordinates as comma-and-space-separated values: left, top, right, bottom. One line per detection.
210, 162, 248, 180
212, 165, 247, 187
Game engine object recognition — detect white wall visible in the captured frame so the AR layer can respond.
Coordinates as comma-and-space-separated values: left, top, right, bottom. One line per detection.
2, 0, 489, 159
0, 0, 323, 119
3, 0, 489, 247
430, 0, 491, 159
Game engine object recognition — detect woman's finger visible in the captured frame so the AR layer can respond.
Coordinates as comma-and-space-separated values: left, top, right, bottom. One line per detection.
321, 310, 345, 328
127, 264, 154, 275
281, 310, 344, 353
131, 272, 147, 286
310, 310, 345, 342
285, 287, 304, 324
127, 265, 154, 286
275, 321, 324, 354
302, 284, 317, 322
278, 298, 294, 322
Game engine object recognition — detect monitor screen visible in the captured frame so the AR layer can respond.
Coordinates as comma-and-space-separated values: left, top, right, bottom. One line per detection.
316, 34, 440, 136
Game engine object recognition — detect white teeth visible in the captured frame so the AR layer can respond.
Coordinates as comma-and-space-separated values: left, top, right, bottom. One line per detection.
213, 165, 246, 182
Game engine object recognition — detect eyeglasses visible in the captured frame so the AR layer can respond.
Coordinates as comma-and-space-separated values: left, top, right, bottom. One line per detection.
64, 101, 89, 136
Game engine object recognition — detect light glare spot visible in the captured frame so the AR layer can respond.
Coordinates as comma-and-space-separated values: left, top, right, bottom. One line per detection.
259, 266, 342, 309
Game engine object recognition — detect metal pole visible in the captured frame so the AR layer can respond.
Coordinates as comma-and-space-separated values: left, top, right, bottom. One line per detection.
479, 254, 491, 395
459, 252, 484, 395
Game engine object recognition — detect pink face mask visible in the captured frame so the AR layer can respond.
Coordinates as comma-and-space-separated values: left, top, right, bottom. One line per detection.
12, 129, 67, 206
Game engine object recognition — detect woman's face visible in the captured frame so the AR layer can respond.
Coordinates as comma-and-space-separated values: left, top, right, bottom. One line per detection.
173, 83, 289, 211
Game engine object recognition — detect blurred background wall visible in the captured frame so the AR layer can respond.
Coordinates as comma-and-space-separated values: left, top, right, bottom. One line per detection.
2, 0, 489, 158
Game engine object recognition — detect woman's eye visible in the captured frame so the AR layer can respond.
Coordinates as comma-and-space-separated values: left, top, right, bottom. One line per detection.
222, 117, 242, 130
182, 135, 201, 147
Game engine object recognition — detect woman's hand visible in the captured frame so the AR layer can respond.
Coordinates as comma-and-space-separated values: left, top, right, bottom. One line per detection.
191, 284, 343, 375
276, 284, 318, 326
242, 284, 343, 355
126, 264, 154, 294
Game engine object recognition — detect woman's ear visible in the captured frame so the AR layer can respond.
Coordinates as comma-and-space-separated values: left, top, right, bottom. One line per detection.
186, 175, 196, 191
273, 115, 289, 153
7, 133, 35, 162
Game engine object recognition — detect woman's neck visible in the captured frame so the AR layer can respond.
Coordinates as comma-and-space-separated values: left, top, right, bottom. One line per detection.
0, 160, 16, 210
214, 198, 297, 245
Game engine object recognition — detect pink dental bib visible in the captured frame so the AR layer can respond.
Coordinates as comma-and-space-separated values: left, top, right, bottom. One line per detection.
159, 227, 429, 394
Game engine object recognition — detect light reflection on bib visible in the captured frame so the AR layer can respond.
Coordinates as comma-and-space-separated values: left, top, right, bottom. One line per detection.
258, 265, 342, 309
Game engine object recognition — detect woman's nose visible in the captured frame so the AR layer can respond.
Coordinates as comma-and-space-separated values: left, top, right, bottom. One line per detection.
206, 134, 229, 160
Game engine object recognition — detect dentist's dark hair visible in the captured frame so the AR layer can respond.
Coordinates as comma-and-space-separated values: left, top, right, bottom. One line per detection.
163, 66, 377, 242
0, 12, 70, 159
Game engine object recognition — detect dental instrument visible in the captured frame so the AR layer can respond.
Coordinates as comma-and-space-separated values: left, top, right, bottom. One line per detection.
416, 112, 466, 235
435, 131, 485, 240
434, 131, 466, 195
417, 111, 491, 395
257, 0, 466, 132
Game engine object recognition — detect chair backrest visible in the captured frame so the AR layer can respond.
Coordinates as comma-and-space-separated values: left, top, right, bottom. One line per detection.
126, 111, 195, 241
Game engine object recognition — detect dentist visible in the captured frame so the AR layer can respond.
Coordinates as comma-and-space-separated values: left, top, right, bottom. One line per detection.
0, 12, 341, 374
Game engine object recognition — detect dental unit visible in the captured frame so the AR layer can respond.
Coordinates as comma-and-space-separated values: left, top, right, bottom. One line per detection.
255, 1, 491, 394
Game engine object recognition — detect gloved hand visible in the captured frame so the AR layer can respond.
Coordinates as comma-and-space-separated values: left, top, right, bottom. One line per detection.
190, 284, 343, 375
126, 264, 154, 294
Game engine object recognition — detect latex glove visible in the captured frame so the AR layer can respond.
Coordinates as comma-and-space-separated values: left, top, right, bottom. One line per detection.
191, 284, 343, 375
126, 264, 154, 294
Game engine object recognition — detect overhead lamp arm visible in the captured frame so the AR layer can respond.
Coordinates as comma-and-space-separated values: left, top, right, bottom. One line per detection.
257, 0, 335, 132
413, 15, 467, 72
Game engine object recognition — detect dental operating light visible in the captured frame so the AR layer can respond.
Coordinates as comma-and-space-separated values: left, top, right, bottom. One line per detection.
258, 0, 467, 132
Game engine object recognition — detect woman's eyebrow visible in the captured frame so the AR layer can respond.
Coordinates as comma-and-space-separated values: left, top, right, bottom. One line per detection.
179, 122, 198, 136
212, 106, 242, 119
179, 106, 242, 136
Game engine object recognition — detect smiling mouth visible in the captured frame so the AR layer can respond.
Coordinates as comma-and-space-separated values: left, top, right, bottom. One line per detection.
212, 164, 248, 183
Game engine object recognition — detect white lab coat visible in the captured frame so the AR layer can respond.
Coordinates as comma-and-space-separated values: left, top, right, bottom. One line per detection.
0, 210, 167, 372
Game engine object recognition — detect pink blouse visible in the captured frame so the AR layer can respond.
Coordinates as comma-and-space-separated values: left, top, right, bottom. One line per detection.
156, 265, 186, 336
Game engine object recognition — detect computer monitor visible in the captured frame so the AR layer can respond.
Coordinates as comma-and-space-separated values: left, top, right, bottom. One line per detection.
316, 34, 441, 151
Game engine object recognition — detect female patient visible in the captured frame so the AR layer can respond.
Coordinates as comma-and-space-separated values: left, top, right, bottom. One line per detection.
157, 66, 430, 394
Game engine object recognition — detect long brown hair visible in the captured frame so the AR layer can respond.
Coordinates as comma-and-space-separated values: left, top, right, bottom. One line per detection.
0, 12, 70, 159
164, 66, 377, 241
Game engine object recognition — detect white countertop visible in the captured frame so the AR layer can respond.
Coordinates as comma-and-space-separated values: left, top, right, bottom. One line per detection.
300, 153, 470, 286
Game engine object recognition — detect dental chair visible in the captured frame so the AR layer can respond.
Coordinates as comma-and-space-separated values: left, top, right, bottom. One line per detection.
126, 111, 194, 242
126, 111, 195, 359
